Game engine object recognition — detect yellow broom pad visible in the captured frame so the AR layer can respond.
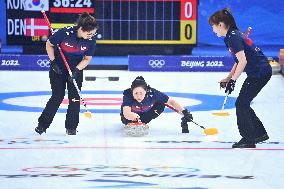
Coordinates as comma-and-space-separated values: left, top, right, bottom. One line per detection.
204, 128, 218, 135
212, 111, 230, 116
84, 111, 92, 118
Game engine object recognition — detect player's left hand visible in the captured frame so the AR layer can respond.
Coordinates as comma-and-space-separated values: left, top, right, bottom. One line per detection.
225, 79, 236, 94
68, 68, 81, 82
182, 109, 193, 122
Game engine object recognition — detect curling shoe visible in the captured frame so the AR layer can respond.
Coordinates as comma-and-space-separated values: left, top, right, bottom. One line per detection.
181, 120, 189, 133
182, 128, 189, 133
232, 138, 256, 148
35, 125, 47, 135
255, 133, 269, 143
66, 128, 77, 135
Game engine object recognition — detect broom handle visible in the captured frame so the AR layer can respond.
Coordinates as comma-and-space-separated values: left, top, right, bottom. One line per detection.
165, 103, 206, 130
221, 92, 229, 111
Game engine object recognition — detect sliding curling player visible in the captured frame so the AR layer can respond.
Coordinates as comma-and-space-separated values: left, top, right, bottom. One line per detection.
121, 76, 218, 137
120, 76, 193, 137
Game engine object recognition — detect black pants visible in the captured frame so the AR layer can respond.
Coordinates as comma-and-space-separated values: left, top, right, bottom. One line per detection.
38, 68, 83, 129
121, 103, 166, 124
235, 74, 271, 143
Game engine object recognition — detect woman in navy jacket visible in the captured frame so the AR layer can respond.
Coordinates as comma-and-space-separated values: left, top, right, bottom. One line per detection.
209, 8, 272, 148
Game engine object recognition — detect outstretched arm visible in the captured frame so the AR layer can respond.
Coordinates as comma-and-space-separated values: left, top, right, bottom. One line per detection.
166, 98, 184, 114
166, 98, 193, 122
122, 106, 140, 121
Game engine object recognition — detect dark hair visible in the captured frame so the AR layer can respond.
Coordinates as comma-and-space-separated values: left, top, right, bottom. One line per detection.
76, 12, 98, 32
208, 8, 238, 30
131, 76, 148, 91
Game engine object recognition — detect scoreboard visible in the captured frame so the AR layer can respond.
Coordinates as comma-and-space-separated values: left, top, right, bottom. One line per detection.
6, 0, 95, 46
95, 0, 197, 45
6, 0, 197, 54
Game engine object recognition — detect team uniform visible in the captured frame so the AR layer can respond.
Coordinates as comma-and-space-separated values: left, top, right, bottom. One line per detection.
38, 26, 96, 131
225, 27, 272, 143
121, 87, 169, 124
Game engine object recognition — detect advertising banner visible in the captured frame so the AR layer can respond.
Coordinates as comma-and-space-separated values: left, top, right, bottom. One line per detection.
128, 55, 235, 72
0, 54, 49, 70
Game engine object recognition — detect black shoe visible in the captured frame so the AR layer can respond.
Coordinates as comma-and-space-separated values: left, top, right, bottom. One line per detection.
255, 134, 269, 143
182, 128, 189, 133
35, 126, 47, 135
66, 128, 77, 135
181, 120, 189, 133
232, 138, 256, 148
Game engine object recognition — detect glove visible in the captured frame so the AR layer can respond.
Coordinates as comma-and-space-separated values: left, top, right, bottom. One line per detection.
181, 109, 193, 122
225, 79, 236, 94
68, 68, 81, 83
50, 59, 62, 74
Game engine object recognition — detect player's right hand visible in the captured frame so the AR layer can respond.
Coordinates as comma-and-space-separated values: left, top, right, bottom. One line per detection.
219, 78, 230, 89
131, 113, 140, 121
50, 59, 62, 74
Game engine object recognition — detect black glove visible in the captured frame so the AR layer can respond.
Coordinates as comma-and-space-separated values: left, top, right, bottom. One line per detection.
225, 79, 236, 94
68, 68, 81, 83
50, 59, 62, 74
182, 109, 193, 122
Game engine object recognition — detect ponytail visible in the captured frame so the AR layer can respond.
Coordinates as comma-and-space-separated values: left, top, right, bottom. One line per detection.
209, 8, 239, 30
131, 76, 148, 91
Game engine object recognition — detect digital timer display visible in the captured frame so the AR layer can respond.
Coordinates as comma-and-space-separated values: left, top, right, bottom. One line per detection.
51, 0, 94, 13
6, 0, 197, 51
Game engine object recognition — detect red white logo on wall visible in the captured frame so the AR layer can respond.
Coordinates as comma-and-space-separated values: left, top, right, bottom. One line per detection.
26, 18, 49, 36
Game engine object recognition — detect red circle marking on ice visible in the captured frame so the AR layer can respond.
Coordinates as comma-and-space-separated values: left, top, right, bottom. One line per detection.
62, 97, 122, 106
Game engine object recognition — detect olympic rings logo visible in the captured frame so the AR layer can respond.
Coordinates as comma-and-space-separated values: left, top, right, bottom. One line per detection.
37, 59, 50, 68
148, 59, 166, 68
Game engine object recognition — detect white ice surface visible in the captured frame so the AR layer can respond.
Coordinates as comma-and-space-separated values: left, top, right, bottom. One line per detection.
0, 70, 284, 189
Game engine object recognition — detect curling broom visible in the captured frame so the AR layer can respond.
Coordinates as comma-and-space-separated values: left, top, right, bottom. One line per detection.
165, 103, 218, 135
